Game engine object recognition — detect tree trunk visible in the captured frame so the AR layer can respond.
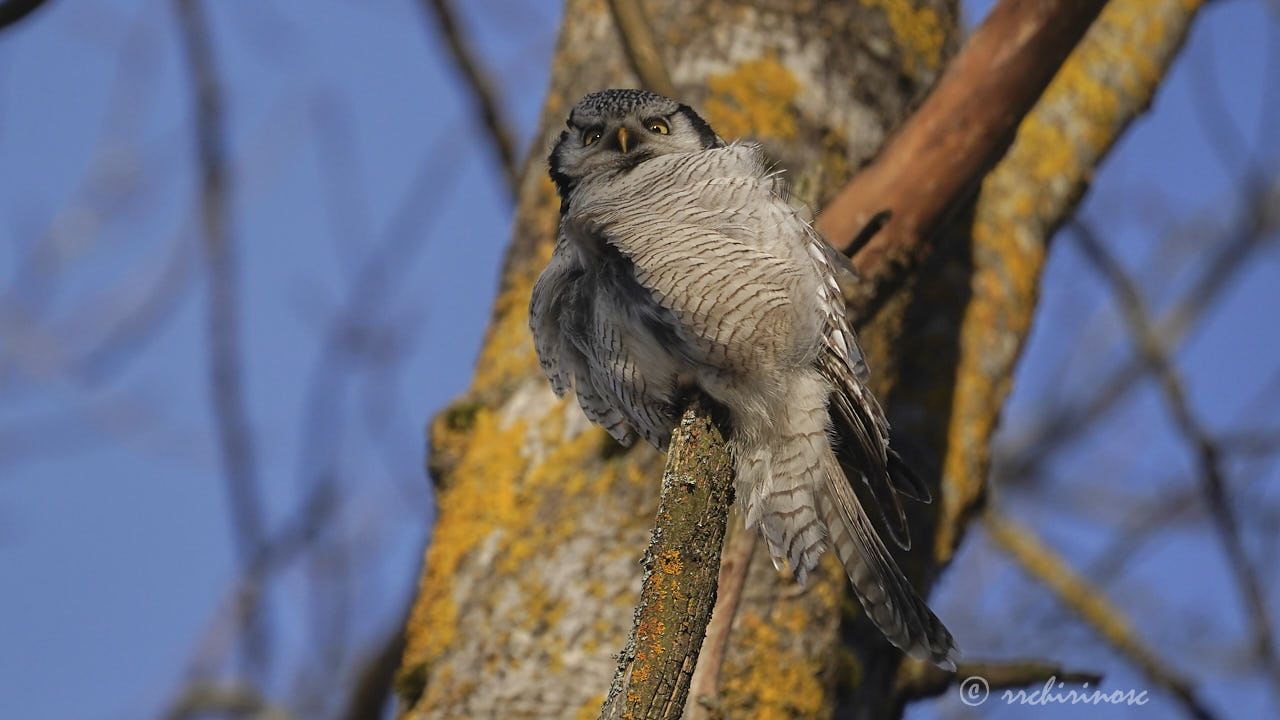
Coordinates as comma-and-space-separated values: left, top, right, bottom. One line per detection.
398, 0, 1204, 718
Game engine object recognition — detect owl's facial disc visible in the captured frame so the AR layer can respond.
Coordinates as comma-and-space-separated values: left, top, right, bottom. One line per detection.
548, 89, 723, 203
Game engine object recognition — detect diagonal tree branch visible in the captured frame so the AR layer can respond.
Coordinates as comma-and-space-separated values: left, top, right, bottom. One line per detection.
600, 399, 734, 720
162, 682, 295, 720
984, 507, 1219, 720
1071, 219, 1280, 702
174, 0, 269, 673
893, 658, 1103, 709
418, 0, 519, 198
817, 0, 1107, 323
605, 0, 677, 98
683, 525, 755, 719
0, 0, 51, 31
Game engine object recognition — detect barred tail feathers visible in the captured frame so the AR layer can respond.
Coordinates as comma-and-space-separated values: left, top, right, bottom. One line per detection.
736, 443, 828, 585
819, 461, 959, 669
724, 372, 957, 669
730, 379, 832, 586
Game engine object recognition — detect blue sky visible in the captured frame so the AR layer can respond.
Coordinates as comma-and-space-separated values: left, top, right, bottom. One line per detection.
1, 1, 1277, 719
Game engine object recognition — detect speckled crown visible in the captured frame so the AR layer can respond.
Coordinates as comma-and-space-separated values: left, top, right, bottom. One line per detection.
569, 89, 680, 123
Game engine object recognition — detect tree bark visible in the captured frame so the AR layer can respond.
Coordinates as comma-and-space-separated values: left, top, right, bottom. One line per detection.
399, 1, 1204, 718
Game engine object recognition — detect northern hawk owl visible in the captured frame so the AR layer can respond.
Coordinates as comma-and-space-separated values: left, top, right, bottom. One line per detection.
529, 88, 958, 668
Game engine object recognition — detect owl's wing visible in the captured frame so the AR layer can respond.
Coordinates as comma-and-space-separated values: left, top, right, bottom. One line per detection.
530, 239, 577, 397
530, 239, 638, 447
573, 240, 684, 450
802, 220, 931, 549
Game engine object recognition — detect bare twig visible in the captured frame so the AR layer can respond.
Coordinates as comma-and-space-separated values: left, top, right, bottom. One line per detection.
0, 0, 50, 31
605, 0, 677, 98
1086, 486, 1201, 585
600, 398, 734, 720
166, 484, 337, 708
340, 614, 409, 720
1220, 431, 1280, 459
290, 125, 463, 704
894, 658, 1103, 707
684, 526, 756, 719
984, 507, 1219, 720
418, 0, 519, 197
74, 235, 196, 383
816, 0, 1107, 322
175, 0, 269, 672
162, 682, 295, 720
998, 182, 1280, 487
1071, 219, 1280, 701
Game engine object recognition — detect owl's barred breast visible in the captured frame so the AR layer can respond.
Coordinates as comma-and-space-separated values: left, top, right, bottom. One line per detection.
565, 144, 826, 373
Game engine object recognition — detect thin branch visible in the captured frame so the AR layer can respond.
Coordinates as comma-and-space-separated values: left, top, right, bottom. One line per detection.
74, 234, 196, 384
605, 0, 677, 98
600, 398, 734, 720
684, 526, 755, 719
175, 0, 269, 672
162, 683, 295, 720
1220, 431, 1280, 459
0, 0, 50, 31
984, 507, 1219, 720
1085, 486, 1201, 586
1071, 219, 1280, 701
998, 181, 1280, 487
817, 0, 1107, 323
419, 0, 519, 198
894, 658, 1103, 707
165, 484, 337, 713
340, 615, 409, 720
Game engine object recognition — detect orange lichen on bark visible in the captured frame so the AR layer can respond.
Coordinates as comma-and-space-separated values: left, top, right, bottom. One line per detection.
658, 549, 684, 575
934, 0, 1207, 561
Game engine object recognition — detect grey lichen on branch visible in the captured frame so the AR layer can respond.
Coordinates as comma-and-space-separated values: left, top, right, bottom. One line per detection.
600, 396, 733, 720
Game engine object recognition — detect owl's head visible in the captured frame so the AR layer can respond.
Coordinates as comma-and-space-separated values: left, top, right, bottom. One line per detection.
548, 89, 723, 203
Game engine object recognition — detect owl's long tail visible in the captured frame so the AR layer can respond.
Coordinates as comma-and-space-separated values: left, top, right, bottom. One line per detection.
732, 377, 958, 669
817, 457, 959, 669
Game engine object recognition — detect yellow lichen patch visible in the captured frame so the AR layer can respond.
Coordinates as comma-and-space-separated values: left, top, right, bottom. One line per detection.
704, 55, 801, 140
470, 177, 560, 396
861, 0, 946, 74
470, 268, 542, 394
405, 409, 530, 667
935, 0, 1206, 560
576, 695, 606, 720
720, 611, 827, 719
416, 666, 475, 713
519, 575, 569, 633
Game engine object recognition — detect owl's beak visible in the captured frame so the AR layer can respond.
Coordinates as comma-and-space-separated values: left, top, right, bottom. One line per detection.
616, 126, 629, 153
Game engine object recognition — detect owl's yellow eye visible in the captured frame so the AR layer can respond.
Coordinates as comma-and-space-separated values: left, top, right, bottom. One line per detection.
645, 118, 670, 135
583, 128, 603, 146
